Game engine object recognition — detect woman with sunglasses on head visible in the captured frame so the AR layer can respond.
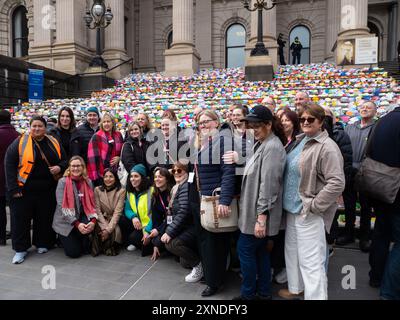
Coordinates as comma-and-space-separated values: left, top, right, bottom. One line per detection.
148, 167, 174, 261
121, 121, 149, 176
87, 113, 124, 187
53, 156, 97, 258
233, 106, 287, 300
49, 106, 80, 160
279, 104, 345, 300
194, 110, 236, 297
161, 162, 202, 282
92, 169, 126, 256
118, 164, 154, 256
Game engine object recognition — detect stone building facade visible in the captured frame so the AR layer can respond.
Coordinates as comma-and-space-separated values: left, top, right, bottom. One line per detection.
1, 0, 399, 79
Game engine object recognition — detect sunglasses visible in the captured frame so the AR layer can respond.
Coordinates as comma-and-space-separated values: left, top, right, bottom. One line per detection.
171, 168, 184, 175
300, 117, 316, 124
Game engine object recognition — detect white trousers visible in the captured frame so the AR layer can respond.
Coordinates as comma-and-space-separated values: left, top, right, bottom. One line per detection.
285, 213, 328, 300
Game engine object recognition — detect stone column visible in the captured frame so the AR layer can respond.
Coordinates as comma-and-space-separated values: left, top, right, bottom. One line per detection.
164, 0, 200, 76
339, 0, 370, 37
103, 0, 130, 78
137, 0, 155, 72
388, 3, 398, 61
28, 0, 54, 69
336, 0, 374, 66
325, 0, 341, 61
195, 0, 212, 68
245, 0, 277, 81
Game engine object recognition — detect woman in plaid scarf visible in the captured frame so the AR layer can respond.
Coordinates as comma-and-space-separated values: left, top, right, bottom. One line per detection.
87, 113, 123, 187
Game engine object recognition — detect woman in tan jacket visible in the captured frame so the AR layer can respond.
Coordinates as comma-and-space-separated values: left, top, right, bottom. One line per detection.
93, 169, 126, 256
279, 104, 345, 300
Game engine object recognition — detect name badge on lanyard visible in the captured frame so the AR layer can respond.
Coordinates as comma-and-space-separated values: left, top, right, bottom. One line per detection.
167, 215, 173, 225
188, 172, 195, 184
108, 139, 114, 144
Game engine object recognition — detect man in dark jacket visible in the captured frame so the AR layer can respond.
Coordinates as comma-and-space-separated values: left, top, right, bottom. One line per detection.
277, 33, 286, 65
368, 105, 400, 299
337, 101, 377, 252
0, 110, 19, 245
323, 108, 353, 249
72, 107, 100, 162
290, 37, 303, 65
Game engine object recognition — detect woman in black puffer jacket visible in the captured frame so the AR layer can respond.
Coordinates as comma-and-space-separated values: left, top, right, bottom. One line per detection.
161, 162, 202, 283
121, 122, 149, 175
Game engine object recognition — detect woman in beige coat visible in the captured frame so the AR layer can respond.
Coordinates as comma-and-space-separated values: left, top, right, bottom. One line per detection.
93, 168, 126, 256
279, 104, 345, 300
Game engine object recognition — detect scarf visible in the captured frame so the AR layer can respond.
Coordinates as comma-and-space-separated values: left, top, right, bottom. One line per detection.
87, 130, 123, 181
62, 176, 98, 220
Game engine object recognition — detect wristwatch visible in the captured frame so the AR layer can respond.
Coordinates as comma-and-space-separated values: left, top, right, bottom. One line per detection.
256, 220, 266, 228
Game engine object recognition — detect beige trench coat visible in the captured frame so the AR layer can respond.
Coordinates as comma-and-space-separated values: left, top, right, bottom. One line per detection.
94, 187, 126, 244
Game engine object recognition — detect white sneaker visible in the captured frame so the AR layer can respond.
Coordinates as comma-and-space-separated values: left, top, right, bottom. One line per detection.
12, 251, 27, 264
127, 245, 136, 252
37, 247, 48, 254
185, 263, 203, 283
274, 268, 288, 284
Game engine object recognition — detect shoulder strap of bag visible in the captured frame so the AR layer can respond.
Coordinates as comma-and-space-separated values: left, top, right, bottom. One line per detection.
364, 120, 380, 158
33, 138, 51, 167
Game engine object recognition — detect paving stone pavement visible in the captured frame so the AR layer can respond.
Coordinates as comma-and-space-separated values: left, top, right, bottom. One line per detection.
0, 239, 380, 300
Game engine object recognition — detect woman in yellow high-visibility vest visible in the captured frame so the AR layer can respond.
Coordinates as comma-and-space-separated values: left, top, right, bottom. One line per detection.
118, 164, 154, 257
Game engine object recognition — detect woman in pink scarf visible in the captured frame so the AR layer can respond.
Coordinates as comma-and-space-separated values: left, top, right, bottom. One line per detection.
87, 113, 123, 187
52, 156, 98, 258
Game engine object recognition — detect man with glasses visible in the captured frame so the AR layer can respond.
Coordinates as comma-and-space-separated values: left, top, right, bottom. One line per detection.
337, 101, 377, 252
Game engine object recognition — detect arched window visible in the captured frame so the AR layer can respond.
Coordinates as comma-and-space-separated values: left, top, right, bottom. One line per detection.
226, 24, 246, 68
167, 31, 173, 49
289, 25, 311, 64
12, 6, 29, 58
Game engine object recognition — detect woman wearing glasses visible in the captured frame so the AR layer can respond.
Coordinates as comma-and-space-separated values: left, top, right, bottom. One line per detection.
53, 156, 98, 258
279, 104, 345, 300
195, 110, 236, 297
161, 162, 202, 282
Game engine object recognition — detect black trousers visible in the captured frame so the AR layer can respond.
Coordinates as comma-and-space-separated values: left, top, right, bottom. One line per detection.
191, 201, 231, 288
118, 215, 153, 256
292, 53, 301, 64
270, 230, 286, 271
9, 191, 56, 252
59, 228, 90, 258
0, 196, 7, 241
342, 183, 372, 240
165, 238, 200, 268
369, 192, 400, 284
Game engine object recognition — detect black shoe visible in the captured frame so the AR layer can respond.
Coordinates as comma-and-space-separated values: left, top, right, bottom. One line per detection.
232, 295, 253, 301
359, 240, 371, 253
0, 239, 6, 246
336, 235, 355, 246
257, 294, 273, 300
201, 286, 219, 297
369, 279, 381, 288
6, 231, 11, 240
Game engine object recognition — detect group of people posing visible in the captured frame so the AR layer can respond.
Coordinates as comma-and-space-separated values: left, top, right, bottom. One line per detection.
0, 91, 399, 300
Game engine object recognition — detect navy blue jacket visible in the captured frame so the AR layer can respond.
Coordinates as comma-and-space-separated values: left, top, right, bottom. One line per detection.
369, 107, 400, 168
197, 133, 236, 206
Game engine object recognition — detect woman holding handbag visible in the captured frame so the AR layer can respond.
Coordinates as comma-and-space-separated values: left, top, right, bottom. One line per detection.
195, 110, 236, 297
5, 116, 67, 264
233, 106, 287, 300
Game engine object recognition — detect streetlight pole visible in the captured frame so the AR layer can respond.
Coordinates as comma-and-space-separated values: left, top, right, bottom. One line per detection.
243, 0, 277, 56
84, 0, 114, 69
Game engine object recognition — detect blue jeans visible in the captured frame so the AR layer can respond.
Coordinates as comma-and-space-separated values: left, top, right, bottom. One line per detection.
237, 233, 271, 299
380, 212, 400, 300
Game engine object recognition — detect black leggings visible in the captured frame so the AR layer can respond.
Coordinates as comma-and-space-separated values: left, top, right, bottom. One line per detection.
59, 228, 91, 258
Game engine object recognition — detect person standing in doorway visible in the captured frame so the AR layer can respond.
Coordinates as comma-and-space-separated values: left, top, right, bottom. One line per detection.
277, 33, 287, 66
290, 37, 303, 65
